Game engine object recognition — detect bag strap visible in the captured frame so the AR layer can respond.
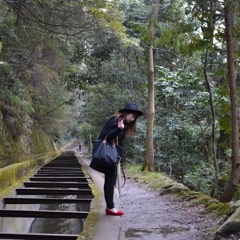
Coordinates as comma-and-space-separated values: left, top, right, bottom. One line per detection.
115, 135, 126, 186
115, 159, 126, 189
121, 162, 126, 187
103, 135, 118, 145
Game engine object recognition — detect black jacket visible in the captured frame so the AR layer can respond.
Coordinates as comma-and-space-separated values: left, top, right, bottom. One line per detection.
90, 116, 125, 173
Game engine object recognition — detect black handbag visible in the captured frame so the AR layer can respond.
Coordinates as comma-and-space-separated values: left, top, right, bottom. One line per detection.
91, 136, 121, 168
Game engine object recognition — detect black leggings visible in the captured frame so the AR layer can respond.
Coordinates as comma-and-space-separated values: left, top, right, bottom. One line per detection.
104, 167, 117, 209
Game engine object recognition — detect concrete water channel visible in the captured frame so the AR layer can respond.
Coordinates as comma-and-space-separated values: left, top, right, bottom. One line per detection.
0, 151, 94, 239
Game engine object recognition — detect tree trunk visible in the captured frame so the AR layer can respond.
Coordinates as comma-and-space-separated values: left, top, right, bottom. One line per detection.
145, 46, 155, 171
204, 56, 218, 198
142, 0, 159, 172
220, 0, 240, 202
202, 0, 219, 198
89, 132, 92, 154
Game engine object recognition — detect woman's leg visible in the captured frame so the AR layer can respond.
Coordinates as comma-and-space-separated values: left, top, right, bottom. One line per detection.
104, 167, 117, 209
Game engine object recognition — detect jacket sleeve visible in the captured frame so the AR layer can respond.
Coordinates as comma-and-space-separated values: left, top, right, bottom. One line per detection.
99, 116, 123, 142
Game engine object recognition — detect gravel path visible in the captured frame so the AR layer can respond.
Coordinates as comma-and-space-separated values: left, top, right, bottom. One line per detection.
119, 178, 218, 240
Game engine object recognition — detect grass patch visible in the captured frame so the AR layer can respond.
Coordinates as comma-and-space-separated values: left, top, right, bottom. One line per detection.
124, 163, 175, 190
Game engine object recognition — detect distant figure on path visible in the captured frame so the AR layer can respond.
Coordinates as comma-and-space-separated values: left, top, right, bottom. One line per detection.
79, 142, 81, 152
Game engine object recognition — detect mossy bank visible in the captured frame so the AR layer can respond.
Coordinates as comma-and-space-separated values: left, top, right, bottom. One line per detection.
0, 115, 57, 168
0, 118, 61, 198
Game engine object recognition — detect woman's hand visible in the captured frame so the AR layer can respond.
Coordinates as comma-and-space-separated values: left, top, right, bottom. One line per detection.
118, 119, 124, 129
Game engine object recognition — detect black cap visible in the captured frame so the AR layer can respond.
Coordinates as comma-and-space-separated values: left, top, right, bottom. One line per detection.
118, 103, 143, 116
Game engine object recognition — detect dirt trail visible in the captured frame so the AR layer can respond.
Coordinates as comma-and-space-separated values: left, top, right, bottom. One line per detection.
119, 178, 219, 240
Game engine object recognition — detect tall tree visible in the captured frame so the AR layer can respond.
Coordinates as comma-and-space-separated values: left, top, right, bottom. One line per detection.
202, 0, 219, 198
220, 0, 240, 202
143, 0, 160, 171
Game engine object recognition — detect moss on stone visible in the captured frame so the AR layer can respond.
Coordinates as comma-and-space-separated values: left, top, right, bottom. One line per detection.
147, 177, 174, 190
0, 166, 39, 200
205, 202, 230, 215
216, 203, 231, 216
0, 125, 56, 168
177, 191, 202, 201
160, 184, 189, 195
190, 194, 213, 206
0, 151, 61, 195
217, 207, 240, 236
77, 179, 101, 240
125, 164, 175, 190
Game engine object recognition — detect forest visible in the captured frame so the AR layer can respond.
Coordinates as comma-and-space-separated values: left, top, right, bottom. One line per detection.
0, 0, 239, 203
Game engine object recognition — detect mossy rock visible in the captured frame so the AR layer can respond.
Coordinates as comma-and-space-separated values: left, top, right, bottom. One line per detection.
204, 199, 220, 207
233, 200, 240, 208
190, 194, 213, 206
216, 203, 231, 216
226, 200, 240, 217
205, 201, 230, 216
149, 180, 168, 189
177, 191, 202, 201
160, 183, 189, 195
162, 184, 174, 189
217, 207, 240, 236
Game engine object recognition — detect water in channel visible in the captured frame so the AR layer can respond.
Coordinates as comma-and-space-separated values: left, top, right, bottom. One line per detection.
28, 195, 84, 235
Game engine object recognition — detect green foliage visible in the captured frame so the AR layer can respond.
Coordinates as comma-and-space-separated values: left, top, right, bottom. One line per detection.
61, 33, 147, 146
0, 61, 34, 138
123, 121, 146, 163
184, 162, 215, 196
0, 1, 77, 162
0, 0, 239, 204
119, 0, 151, 39
1, 93, 33, 138
76, 123, 93, 146
216, 84, 231, 134
154, 66, 214, 183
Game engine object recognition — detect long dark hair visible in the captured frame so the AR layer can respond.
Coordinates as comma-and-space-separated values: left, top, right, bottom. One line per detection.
114, 111, 138, 136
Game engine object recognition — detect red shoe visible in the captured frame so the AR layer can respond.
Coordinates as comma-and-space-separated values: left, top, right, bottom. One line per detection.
105, 208, 124, 216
